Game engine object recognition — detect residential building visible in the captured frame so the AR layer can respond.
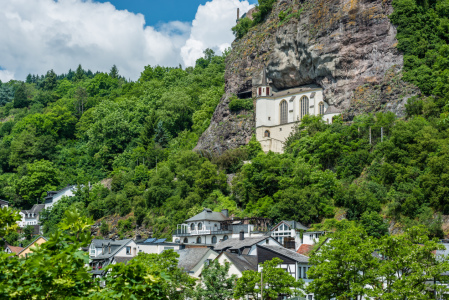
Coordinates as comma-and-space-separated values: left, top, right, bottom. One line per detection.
135, 237, 181, 254
17, 236, 48, 258
213, 234, 281, 256
270, 220, 325, 251
214, 251, 257, 278
17, 204, 45, 228
255, 68, 341, 153
176, 247, 218, 278
0, 199, 9, 208
4, 244, 24, 255
172, 208, 271, 246
44, 185, 77, 210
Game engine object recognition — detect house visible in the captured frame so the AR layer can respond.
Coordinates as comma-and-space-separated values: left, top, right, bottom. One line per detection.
4, 244, 24, 255
213, 234, 281, 256
270, 220, 325, 251
135, 237, 181, 254
214, 251, 257, 278
17, 204, 45, 228
17, 236, 48, 258
176, 247, 218, 278
44, 185, 77, 209
172, 208, 271, 246
257, 244, 314, 299
89, 239, 137, 278
255, 68, 341, 153
0, 199, 9, 208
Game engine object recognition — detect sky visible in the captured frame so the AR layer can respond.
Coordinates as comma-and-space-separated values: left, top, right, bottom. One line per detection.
0, 0, 257, 82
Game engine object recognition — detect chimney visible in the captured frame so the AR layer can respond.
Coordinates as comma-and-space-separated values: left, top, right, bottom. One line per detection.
221, 209, 229, 218
136, 234, 141, 240
239, 230, 244, 240
237, 8, 240, 20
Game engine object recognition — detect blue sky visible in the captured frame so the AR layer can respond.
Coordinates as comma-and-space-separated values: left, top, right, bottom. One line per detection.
96, 0, 258, 26
0, 0, 255, 81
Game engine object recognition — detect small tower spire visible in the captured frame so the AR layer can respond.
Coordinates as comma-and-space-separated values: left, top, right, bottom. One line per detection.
262, 65, 267, 86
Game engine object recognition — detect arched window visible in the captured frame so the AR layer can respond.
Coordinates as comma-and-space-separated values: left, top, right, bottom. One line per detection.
190, 223, 195, 231
280, 100, 288, 124
319, 102, 325, 115
212, 236, 217, 244
196, 237, 202, 244
300, 96, 309, 120
183, 237, 188, 243
264, 130, 270, 138
223, 235, 229, 241
198, 223, 202, 230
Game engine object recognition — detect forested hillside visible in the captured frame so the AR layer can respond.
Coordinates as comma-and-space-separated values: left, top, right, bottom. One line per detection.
1, 0, 449, 243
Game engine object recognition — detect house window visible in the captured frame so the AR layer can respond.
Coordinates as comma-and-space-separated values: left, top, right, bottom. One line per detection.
190, 223, 195, 231
259, 87, 262, 95
265, 239, 269, 244
308, 295, 313, 300
319, 102, 325, 115
108, 246, 111, 254
223, 235, 228, 241
300, 96, 309, 120
197, 237, 202, 244
198, 223, 203, 230
126, 246, 131, 255
298, 267, 301, 279
303, 266, 307, 279
212, 236, 217, 244
183, 237, 188, 243
280, 100, 288, 124
264, 130, 270, 138
267, 87, 270, 95
268, 117, 271, 121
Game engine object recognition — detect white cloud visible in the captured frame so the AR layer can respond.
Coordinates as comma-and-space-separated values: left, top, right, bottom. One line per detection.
181, 0, 254, 66
0, 0, 252, 81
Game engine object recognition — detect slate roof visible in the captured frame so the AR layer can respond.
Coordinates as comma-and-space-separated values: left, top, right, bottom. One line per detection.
21, 204, 45, 215
296, 244, 313, 257
176, 248, 212, 272
113, 256, 134, 264
185, 208, 230, 222
91, 239, 110, 248
213, 236, 268, 251
272, 220, 308, 231
219, 252, 257, 272
44, 185, 76, 201
324, 106, 342, 115
92, 239, 133, 260
0, 199, 9, 206
258, 245, 309, 263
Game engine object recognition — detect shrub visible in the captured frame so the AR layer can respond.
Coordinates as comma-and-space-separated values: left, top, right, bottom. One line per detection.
229, 97, 253, 112
232, 17, 253, 39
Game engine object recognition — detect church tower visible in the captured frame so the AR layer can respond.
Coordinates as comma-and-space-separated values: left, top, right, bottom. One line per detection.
256, 67, 271, 97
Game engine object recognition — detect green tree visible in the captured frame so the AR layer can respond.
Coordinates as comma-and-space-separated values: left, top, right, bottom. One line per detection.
23, 225, 34, 240
0, 206, 21, 246
43, 69, 57, 90
74, 64, 85, 81
13, 82, 28, 108
109, 64, 119, 79
194, 259, 236, 300
234, 257, 304, 300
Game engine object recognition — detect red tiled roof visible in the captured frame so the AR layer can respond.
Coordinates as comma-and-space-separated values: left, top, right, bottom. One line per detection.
7, 246, 24, 254
296, 244, 313, 256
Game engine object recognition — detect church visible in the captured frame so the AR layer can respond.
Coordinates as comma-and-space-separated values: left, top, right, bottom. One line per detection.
254, 68, 341, 153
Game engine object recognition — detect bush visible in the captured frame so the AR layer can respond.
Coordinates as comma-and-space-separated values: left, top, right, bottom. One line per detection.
232, 17, 253, 39
229, 97, 253, 112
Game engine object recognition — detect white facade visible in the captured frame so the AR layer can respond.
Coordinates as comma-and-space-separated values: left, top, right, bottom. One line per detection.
44, 185, 77, 210
137, 243, 179, 254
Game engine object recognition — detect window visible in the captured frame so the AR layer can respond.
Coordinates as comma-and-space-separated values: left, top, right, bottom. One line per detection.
198, 223, 203, 230
126, 246, 131, 255
267, 87, 270, 95
280, 100, 288, 124
303, 266, 307, 279
183, 237, 188, 243
268, 116, 271, 120
212, 236, 217, 244
298, 267, 301, 279
108, 246, 111, 254
223, 235, 228, 241
259, 87, 262, 95
190, 223, 195, 230
319, 102, 325, 115
308, 295, 313, 300
265, 239, 269, 244
264, 130, 270, 138
196, 237, 202, 244
300, 96, 309, 120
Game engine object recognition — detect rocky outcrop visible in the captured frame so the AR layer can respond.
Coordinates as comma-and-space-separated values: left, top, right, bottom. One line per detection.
195, 0, 418, 152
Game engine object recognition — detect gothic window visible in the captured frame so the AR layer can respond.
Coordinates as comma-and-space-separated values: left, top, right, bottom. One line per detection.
319, 102, 325, 115
183, 237, 188, 243
264, 130, 270, 137
280, 100, 288, 124
197, 237, 201, 244
300, 96, 309, 120
212, 236, 217, 244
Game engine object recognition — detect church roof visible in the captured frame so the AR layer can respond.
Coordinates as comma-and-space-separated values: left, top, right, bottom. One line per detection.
324, 106, 342, 115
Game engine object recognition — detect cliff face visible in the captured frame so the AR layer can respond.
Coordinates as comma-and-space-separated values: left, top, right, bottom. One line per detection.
195, 0, 419, 152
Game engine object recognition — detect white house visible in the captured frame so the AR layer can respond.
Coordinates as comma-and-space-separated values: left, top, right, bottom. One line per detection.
213, 234, 282, 256
176, 247, 219, 278
135, 237, 181, 254
44, 185, 77, 210
0, 199, 9, 208
214, 251, 258, 278
255, 68, 341, 153
270, 220, 326, 252
172, 208, 271, 246
17, 204, 45, 228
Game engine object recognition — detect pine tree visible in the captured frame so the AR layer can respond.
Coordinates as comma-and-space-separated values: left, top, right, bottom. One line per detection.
13, 83, 28, 108
74, 64, 84, 81
109, 65, 119, 79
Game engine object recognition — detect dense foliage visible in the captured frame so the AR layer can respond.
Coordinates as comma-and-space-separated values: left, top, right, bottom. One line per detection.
232, 0, 277, 38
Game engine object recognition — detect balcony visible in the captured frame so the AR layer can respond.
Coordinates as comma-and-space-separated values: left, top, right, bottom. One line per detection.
174, 227, 232, 237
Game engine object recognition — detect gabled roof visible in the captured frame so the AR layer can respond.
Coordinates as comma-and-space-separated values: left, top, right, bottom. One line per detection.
258, 245, 309, 263
113, 256, 134, 264
176, 247, 214, 272
271, 220, 308, 231
213, 236, 273, 251
185, 208, 230, 222
6, 245, 24, 254
324, 106, 342, 115
91, 239, 110, 248
17, 236, 48, 256
296, 244, 313, 257
91, 239, 134, 260
0, 199, 9, 206
218, 252, 257, 273
21, 204, 45, 215
44, 185, 77, 201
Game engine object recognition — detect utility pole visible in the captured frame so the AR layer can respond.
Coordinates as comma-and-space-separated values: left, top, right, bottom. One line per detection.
369, 127, 372, 145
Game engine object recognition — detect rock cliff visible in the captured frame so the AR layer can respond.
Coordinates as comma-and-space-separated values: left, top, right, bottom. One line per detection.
195, 0, 419, 152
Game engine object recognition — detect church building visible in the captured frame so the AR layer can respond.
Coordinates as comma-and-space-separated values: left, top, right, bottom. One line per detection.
255, 68, 341, 153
